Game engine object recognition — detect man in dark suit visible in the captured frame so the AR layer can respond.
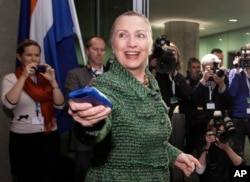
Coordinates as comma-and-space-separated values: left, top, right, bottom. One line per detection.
64, 35, 107, 182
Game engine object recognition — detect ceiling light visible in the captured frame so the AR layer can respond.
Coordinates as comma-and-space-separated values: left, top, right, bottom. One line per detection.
245, 32, 250, 35
228, 19, 237, 22
219, 38, 222, 41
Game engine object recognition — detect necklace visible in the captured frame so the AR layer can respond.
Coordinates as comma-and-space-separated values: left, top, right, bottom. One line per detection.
143, 74, 150, 87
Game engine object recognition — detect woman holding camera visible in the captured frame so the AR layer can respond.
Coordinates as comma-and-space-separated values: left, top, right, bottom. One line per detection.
196, 114, 244, 182
1, 39, 65, 182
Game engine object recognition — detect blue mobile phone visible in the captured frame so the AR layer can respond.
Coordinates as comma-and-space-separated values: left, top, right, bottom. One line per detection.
68, 86, 112, 108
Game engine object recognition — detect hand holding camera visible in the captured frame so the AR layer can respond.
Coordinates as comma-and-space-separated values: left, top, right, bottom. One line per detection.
35, 65, 46, 74
204, 66, 214, 79
32, 64, 58, 85
212, 110, 236, 144
234, 46, 250, 68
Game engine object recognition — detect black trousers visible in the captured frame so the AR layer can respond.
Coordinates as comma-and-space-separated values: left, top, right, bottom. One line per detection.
9, 131, 60, 182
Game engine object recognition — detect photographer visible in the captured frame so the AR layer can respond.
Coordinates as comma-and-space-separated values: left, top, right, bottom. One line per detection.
228, 45, 250, 161
196, 111, 244, 182
1, 39, 65, 182
189, 53, 231, 154
149, 36, 192, 119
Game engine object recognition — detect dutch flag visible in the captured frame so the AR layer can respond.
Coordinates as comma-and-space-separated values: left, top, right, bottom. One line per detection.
17, 0, 86, 94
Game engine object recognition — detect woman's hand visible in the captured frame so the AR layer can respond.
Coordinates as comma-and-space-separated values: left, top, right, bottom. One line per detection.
200, 66, 213, 84
213, 73, 226, 90
204, 131, 216, 149
214, 137, 230, 151
39, 64, 55, 80
38, 64, 60, 88
174, 153, 201, 177
68, 100, 112, 127
22, 63, 37, 78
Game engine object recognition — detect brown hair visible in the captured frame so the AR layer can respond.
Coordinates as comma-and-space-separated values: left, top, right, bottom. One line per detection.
16, 39, 41, 55
169, 42, 182, 70
85, 35, 106, 49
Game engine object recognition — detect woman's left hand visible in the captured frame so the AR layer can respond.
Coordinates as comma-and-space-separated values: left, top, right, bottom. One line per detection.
39, 64, 55, 81
174, 153, 201, 177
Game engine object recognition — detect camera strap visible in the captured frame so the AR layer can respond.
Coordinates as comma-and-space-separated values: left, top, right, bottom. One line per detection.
206, 81, 216, 110
169, 74, 176, 95
169, 75, 179, 104
32, 76, 44, 125
34, 76, 41, 117
208, 81, 216, 101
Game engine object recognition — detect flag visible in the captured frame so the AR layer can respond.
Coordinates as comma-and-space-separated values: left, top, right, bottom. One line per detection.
18, 0, 82, 93
18, 0, 84, 133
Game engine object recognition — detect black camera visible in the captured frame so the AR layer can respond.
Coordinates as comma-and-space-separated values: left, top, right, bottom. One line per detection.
152, 35, 177, 74
234, 46, 250, 68
208, 62, 225, 81
212, 110, 236, 143
35, 65, 46, 74
154, 35, 170, 47
214, 130, 230, 143
239, 58, 250, 67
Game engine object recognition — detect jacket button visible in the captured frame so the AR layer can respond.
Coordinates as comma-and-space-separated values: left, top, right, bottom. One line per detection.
163, 140, 168, 146
154, 95, 160, 101
160, 119, 166, 125
164, 165, 168, 170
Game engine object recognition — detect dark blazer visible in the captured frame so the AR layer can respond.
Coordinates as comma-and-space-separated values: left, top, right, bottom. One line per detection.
156, 72, 192, 118
64, 65, 107, 151
65, 66, 94, 96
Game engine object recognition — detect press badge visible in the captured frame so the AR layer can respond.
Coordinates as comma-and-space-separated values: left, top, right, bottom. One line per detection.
170, 96, 179, 104
206, 102, 215, 110
247, 108, 250, 114
32, 116, 44, 124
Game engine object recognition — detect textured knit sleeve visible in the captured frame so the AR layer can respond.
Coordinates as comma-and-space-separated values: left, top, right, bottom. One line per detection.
166, 143, 182, 166
73, 117, 112, 145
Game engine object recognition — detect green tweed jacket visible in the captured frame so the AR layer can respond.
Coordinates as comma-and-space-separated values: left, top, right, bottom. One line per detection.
74, 60, 182, 182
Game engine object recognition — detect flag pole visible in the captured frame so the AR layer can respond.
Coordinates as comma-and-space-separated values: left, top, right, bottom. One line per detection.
68, 0, 87, 65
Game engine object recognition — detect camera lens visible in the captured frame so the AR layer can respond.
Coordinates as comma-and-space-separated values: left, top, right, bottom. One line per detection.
215, 69, 225, 77
216, 131, 229, 143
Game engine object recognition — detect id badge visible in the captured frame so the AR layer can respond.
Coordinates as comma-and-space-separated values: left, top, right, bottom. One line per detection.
247, 108, 250, 114
206, 102, 215, 110
170, 96, 179, 104
32, 116, 44, 124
